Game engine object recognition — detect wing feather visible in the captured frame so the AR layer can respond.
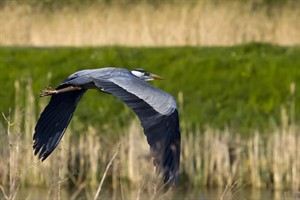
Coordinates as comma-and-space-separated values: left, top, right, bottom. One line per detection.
93, 79, 180, 185
33, 85, 86, 161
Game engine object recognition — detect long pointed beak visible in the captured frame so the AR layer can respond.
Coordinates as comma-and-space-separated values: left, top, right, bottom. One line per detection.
150, 73, 165, 80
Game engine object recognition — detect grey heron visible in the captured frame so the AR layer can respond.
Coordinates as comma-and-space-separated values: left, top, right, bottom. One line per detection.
33, 67, 181, 185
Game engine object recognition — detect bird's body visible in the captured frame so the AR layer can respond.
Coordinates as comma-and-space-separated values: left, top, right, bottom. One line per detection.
33, 67, 181, 185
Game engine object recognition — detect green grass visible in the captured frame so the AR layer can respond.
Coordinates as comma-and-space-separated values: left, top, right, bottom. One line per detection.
0, 43, 299, 134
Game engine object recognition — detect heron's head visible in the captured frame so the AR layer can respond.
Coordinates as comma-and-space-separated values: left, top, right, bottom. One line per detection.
131, 69, 164, 81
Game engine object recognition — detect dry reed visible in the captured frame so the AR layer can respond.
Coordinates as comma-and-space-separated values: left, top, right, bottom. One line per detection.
0, 1, 299, 46
0, 112, 20, 200
94, 145, 119, 200
0, 77, 299, 199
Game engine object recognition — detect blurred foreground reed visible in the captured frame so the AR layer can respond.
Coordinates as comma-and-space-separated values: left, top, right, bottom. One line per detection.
0, 77, 299, 199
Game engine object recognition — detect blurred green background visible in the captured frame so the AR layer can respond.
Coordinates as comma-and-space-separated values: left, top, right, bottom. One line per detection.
1, 44, 299, 134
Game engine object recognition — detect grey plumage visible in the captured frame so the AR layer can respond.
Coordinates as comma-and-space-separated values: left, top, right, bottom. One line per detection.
33, 67, 181, 185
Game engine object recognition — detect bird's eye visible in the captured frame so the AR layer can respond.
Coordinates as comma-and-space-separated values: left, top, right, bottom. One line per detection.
145, 72, 150, 76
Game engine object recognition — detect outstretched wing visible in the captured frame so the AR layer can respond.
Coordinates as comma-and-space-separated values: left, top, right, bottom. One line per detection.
93, 77, 181, 185
33, 84, 86, 161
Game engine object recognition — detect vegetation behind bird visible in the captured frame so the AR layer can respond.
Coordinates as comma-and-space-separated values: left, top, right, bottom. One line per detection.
0, 44, 299, 198
0, 44, 299, 133
0, 77, 299, 196
0, 1, 299, 46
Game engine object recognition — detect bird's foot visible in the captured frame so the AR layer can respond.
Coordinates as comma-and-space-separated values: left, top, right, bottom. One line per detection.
39, 86, 58, 97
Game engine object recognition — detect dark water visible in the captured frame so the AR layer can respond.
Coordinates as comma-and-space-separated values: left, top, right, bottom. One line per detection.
2, 186, 299, 200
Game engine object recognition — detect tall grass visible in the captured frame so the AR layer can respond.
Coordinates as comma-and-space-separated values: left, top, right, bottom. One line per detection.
0, 77, 299, 199
0, 1, 299, 46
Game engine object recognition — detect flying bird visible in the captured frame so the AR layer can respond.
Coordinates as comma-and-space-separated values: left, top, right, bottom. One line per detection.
33, 67, 181, 185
